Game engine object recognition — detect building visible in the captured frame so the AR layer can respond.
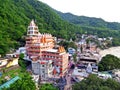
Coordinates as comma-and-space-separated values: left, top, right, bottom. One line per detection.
25, 20, 69, 78
97, 72, 112, 79
26, 20, 54, 57
79, 53, 99, 64
72, 67, 89, 77
16, 47, 26, 55
68, 48, 76, 55
32, 60, 53, 80
113, 69, 120, 77
0, 58, 18, 69
5, 47, 26, 59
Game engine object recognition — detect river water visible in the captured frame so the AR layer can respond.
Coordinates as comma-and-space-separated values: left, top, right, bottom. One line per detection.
99, 46, 120, 58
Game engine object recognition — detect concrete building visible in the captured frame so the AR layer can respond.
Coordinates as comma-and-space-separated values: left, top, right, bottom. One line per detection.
25, 20, 69, 78
32, 60, 53, 80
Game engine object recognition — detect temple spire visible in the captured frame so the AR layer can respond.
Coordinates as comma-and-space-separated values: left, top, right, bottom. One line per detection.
27, 20, 39, 36
29, 19, 36, 26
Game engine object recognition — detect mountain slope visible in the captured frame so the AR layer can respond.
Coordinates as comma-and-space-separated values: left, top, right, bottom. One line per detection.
0, 0, 82, 55
57, 12, 120, 30
57, 11, 120, 41
0, 0, 120, 55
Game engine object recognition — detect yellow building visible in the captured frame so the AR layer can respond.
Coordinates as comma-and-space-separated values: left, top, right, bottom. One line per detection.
0, 58, 18, 69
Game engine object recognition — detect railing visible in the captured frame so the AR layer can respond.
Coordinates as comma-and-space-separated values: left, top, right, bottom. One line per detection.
27, 49, 40, 52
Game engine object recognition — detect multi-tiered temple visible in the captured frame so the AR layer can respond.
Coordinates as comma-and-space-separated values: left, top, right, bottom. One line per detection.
25, 20, 68, 79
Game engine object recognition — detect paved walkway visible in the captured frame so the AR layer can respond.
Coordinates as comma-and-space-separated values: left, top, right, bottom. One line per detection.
64, 69, 74, 90
64, 85, 72, 90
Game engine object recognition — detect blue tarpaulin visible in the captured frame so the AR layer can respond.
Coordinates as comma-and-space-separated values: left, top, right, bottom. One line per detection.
0, 76, 20, 89
0, 72, 2, 77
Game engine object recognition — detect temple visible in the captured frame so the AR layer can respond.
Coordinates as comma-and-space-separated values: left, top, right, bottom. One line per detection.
25, 20, 68, 79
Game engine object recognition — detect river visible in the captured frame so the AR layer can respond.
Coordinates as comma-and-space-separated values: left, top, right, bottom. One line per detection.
99, 46, 120, 58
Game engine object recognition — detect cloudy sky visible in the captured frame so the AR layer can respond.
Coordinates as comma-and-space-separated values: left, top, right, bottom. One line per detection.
39, 0, 120, 22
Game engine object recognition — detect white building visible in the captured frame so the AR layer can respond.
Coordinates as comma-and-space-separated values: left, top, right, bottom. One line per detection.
113, 69, 120, 77
32, 75, 39, 85
98, 72, 112, 79
16, 47, 26, 54
72, 67, 89, 77
32, 60, 54, 80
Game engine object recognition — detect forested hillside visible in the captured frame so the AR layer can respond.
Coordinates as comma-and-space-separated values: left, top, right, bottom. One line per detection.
0, 0, 120, 55
57, 11, 120, 38
0, 0, 82, 55
57, 12, 120, 30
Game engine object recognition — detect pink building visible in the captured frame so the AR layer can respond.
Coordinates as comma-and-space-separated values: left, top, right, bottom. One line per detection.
25, 20, 68, 76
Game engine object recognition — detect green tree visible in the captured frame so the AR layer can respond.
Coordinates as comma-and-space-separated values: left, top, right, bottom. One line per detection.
3, 73, 36, 90
72, 74, 120, 90
98, 54, 120, 71
80, 46, 83, 53
40, 83, 58, 90
112, 38, 120, 46
1, 0, 120, 56
68, 42, 77, 50
18, 53, 26, 71
73, 54, 77, 63
0, 0, 83, 55
58, 41, 77, 51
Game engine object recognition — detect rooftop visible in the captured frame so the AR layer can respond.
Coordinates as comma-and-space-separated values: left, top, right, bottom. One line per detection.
72, 68, 89, 77
0, 76, 20, 89
45, 49, 58, 53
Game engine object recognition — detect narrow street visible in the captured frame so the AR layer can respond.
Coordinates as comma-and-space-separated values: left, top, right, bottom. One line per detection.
64, 75, 72, 90
64, 69, 74, 90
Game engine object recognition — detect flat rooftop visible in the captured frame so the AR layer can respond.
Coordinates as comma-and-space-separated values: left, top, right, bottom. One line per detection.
45, 49, 58, 53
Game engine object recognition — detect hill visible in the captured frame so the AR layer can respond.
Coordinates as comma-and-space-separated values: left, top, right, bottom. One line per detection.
0, 0, 120, 55
57, 12, 120, 30
0, 0, 82, 55
57, 11, 120, 39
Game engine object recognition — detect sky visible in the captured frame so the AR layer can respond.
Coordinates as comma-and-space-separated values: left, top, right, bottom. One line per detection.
39, 0, 120, 22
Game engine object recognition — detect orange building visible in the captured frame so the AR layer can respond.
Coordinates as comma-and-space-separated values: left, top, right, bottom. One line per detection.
25, 20, 68, 75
